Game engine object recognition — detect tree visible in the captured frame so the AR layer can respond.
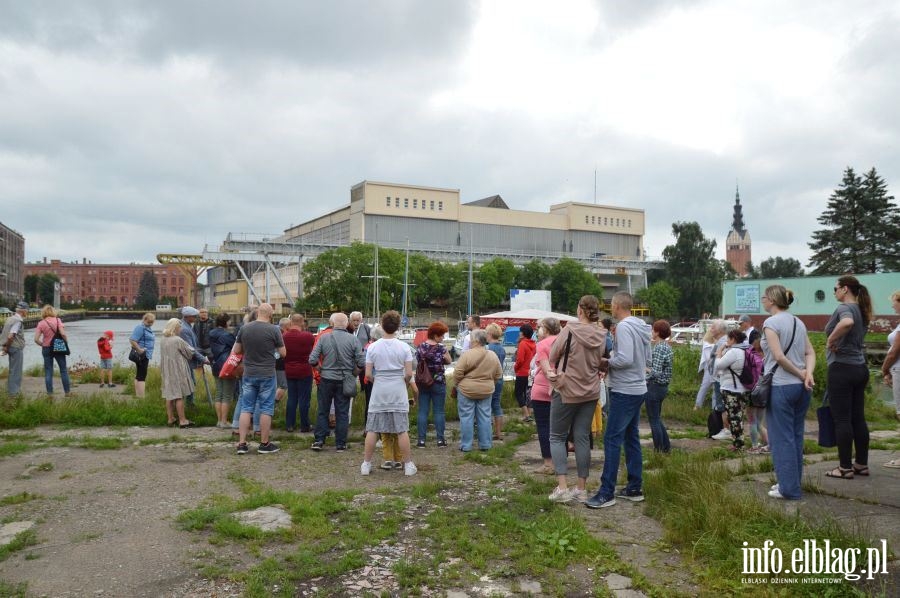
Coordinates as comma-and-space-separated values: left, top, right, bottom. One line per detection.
635, 281, 680, 320
548, 257, 602, 312
515, 259, 551, 290
37, 273, 60, 305
24, 274, 39, 303
477, 258, 518, 309
759, 257, 804, 278
860, 168, 900, 272
744, 261, 758, 279
808, 167, 900, 274
136, 270, 159, 310
661, 222, 723, 318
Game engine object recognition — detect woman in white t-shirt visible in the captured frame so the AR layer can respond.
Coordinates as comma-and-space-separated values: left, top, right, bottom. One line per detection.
760, 285, 816, 500
360, 311, 418, 477
883, 290, 900, 468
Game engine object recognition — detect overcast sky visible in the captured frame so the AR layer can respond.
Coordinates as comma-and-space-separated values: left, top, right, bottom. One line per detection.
2, 0, 898, 269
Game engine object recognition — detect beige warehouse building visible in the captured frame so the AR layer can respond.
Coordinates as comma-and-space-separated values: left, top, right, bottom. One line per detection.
207, 180, 654, 309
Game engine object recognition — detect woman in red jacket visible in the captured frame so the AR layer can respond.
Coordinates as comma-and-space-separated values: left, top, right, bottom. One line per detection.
514, 324, 536, 423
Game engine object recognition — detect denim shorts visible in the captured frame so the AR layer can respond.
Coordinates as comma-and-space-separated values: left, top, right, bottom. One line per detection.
239, 375, 277, 417
100, 358, 113, 369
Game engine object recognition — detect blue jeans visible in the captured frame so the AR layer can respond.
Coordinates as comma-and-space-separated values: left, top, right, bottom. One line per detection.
598, 390, 646, 499
766, 383, 810, 500
645, 382, 670, 453
417, 382, 446, 442
457, 391, 492, 451
286, 376, 313, 431
6, 346, 23, 395
239, 375, 276, 417
532, 400, 551, 459
490, 380, 504, 417
315, 379, 352, 446
41, 346, 71, 394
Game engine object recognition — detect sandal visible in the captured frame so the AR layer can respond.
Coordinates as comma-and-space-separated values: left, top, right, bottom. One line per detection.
852, 465, 870, 476
166, 419, 177, 427
179, 420, 195, 428
825, 467, 854, 479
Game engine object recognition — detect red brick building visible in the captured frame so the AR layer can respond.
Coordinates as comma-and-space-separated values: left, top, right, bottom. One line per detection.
25, 259, 189, 307
725, 187, 752, 277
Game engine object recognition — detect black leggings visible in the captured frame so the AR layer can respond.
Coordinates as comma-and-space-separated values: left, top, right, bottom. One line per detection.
515, 376, 529, 408
827, 362, 869, 468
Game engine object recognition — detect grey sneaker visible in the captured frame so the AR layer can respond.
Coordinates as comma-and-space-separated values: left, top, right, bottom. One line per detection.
236, 442, 249, 455
548, 487, 572, 503
570, 488, 588, 503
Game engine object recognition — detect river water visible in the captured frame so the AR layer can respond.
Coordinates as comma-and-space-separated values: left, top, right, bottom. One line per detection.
16, 318, 165, 370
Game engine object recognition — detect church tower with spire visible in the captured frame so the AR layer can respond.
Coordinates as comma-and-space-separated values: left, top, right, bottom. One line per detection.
726, 186, 752, 276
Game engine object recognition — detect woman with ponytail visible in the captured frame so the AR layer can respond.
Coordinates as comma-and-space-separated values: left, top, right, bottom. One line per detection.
824, 275, 872, 479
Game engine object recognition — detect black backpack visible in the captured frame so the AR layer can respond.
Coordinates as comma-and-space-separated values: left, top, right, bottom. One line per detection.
706, 410, 724, 437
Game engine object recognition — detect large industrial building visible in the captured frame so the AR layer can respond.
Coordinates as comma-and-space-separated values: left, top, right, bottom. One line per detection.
0, 221, 25, 306
204, 180, 656, 310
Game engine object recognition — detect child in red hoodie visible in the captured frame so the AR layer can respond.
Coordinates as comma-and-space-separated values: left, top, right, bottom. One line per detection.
97, 330, 115, 388
514, 324, 536, 422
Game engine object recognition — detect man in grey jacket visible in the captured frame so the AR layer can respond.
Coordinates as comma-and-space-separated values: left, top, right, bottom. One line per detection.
587, 292, 652, 509
309, 312, 365, 451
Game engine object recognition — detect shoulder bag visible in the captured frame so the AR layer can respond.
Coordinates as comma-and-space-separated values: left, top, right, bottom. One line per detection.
329, 334, 359, 397
749, 317, 797, 408
415, 344, 435, 388
129, 327, 150, 364
816, 390, 837, 447
50, 318, 70, 356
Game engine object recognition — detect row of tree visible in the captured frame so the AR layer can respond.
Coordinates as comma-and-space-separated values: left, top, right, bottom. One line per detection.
296, 243, 604, 316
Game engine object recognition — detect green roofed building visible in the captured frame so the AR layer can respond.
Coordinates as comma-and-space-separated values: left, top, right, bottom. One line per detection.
722, 272, 900, 332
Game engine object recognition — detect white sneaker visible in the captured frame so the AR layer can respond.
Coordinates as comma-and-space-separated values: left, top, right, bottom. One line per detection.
768, 488, 785, 499
548, 487, 573, 503
570, 488, 588, 503
770, 483, 779, 492
360, 461, 372, 476
404, 461, 418, 476
712, 429, 732, 441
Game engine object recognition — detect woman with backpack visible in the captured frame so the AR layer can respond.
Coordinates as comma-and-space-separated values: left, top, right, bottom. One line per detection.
714, 329, 752, 450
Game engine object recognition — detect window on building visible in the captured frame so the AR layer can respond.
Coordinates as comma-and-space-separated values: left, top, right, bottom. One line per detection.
395, 197, 399, 207
386, 196, 391, 207
438, 201, 443, 211
628, 219, 632, 228
585, 216, 589, 224
430, 200, 434, 210
404, 198, 409, 208
603, 217, 607, 225
413, 199, 418, 209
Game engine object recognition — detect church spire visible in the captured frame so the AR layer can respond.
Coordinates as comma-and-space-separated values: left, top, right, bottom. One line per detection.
731, 184, 746, 234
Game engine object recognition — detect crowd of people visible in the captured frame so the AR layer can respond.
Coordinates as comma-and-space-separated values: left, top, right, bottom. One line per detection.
2, 278, 900, 499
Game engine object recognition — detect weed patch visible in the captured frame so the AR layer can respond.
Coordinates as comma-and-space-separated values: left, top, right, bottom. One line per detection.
0, 492, 42, 506
0, 529, 38, 563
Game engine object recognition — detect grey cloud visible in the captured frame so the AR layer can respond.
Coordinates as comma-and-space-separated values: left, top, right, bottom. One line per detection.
0, 0, 476, 69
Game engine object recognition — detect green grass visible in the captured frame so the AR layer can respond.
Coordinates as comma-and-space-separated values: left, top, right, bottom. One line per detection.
177, 471, 634, 597
0, 529, 38, 563
0, 492, 42, 506
642, 448, 885, 596
0, 580, 28, 598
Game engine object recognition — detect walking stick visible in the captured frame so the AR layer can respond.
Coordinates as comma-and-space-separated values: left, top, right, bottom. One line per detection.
201, 363, 214, 409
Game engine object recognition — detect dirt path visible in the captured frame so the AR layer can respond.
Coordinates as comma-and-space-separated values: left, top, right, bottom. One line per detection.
0, 423, 703, 597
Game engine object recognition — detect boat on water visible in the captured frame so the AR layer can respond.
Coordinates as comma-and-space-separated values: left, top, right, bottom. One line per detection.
670, 319, 740, 346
